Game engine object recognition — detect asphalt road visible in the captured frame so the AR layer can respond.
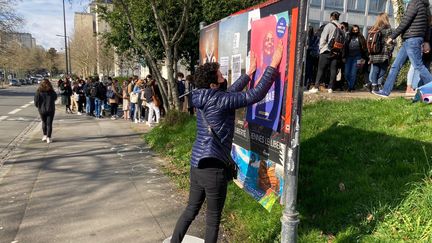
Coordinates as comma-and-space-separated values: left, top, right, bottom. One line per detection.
0, 84, 40, 156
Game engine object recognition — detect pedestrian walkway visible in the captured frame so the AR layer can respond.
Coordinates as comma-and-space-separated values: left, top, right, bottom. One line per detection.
0, 108, 206, 242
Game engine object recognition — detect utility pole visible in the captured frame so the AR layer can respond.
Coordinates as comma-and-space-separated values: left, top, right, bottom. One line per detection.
62, 0, 69, 75
280, 0, 308, 242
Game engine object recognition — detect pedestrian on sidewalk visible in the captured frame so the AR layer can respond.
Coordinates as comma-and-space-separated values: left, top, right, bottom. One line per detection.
108, 79, 121, 119
343, 25, 368, 92
307, 11, 345, 94
75, 79, 86, 115
60, 79, 72, 113
143, 77, 160, 125
373, 0, 432, 97
368, 13, 394, 92
94, 78, 106, 119
34, 79, 57, 144
71, 81, 79, 113
170, 41, 284, 243
122, 79, 130, 121
132, 79, 144, 123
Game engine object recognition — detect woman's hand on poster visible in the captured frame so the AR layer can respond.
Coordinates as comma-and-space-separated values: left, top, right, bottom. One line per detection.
248, 52, 257, 76
270, 40, 284, 68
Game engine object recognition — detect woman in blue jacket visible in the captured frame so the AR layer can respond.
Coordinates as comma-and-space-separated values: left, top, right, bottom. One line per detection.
170, 41, 283, 243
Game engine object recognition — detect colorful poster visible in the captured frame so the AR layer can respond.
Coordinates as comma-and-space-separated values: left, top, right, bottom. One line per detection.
199, 22, 219, 64
199, 0, 300, 211
231, 144, 284, 212
246, 12, 289, 132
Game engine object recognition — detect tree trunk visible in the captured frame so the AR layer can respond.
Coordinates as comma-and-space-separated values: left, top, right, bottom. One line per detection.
166, 47, 180, 110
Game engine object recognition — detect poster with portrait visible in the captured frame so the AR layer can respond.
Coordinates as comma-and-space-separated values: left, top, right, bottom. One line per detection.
246, 12, 289, 132
199, 22, 219, 64
199, 0, 301, 211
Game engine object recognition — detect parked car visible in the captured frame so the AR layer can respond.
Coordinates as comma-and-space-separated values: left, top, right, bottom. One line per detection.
25, 79, 32, 85
9, 79, 21, 86
37, 78, 43, 84
31, 78, 38, 84
19, 79, 26, 85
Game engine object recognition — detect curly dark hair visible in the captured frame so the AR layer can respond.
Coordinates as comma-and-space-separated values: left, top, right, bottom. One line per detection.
194, 62, 220, 89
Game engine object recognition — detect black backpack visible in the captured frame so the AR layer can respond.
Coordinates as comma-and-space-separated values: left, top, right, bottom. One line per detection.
89, 84, 97, 98
328, 23, 345, 55
367, 30, 383, 55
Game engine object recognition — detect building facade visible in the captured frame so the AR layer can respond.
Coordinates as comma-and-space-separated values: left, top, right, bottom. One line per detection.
308, 0, 396, 36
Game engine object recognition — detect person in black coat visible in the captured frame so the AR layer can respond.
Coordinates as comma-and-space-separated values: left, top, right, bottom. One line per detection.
170, 41, 284, 243
34, 79, 57, 144
60, 79, 73, 113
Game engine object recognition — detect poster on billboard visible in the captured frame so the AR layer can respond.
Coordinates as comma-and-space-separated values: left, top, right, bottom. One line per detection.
218, 13, 249, 85
231, 6, 298, 211
199, 22, 219, 64
246, 12, 289, 132
198, 0, 300, 212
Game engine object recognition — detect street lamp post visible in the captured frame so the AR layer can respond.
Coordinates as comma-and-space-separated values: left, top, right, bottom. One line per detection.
62, 0, 69, 75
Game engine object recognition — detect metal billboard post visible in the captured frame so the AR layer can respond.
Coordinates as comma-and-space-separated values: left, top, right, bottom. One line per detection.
281, 0, 308, 242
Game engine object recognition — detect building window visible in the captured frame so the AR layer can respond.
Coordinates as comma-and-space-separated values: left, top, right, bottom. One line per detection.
369, 0, 387, 13
325, 0, 344, 9
311, 0, 321, 6
348, 0, 366, 12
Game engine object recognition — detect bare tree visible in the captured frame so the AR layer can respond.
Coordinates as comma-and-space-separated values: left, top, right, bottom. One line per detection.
70, 27, 97, 78
0, 0, 23, 33
116, 0, 191, 111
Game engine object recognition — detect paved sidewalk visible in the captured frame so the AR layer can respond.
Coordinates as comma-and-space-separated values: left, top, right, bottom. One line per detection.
0, 109, 206, 242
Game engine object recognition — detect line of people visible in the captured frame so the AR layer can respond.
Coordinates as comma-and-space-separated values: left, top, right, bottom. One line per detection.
305, 0, 432, 97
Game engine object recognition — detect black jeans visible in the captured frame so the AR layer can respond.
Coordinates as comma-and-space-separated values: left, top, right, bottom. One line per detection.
78, 97, 85, 113
110, 103, 118, 116
314, 52, 338, 89
171, 160, 228, 243
40, 112, 55, 138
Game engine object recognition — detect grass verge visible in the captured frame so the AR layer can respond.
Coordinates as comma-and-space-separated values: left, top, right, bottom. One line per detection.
144, 99, 432, 242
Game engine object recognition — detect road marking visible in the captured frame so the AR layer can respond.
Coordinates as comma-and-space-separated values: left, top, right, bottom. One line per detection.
21, 104, 31, 108
8, 109, 21, 115
0, 116, 8, 121
6, 117, 32, 121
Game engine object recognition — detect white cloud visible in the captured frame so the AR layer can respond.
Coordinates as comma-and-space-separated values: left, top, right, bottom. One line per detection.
16, 0, 91, 50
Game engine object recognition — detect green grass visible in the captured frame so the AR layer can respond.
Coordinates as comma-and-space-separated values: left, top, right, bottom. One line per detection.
144, 99, 432, 242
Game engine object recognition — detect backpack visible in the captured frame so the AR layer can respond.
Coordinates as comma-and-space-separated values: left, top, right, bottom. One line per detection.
328, 23, 345, 55
106, 87, 115, 99
89, 84, 97, 98
367, 30, 383, 55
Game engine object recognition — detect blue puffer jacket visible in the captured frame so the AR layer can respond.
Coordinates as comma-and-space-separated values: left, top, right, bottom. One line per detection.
190, 66, 277, 168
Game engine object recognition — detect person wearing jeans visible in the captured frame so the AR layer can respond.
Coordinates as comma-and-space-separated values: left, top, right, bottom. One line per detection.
368, 13, 394, 92
373, 0, 432, 97
344, 25, 367, 92
377, 37, 432, 96
94, 98, 102, 119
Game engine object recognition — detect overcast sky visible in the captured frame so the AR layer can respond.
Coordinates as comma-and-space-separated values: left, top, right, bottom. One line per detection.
16, 0, 91, 51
